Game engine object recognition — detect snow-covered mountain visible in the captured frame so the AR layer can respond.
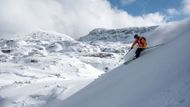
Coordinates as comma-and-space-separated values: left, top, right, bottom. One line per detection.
79, 26, 158, 42
54, 19, 190, 107
0, 25, 159, 107
0, 31, 104, 107
6, 20, 190, 107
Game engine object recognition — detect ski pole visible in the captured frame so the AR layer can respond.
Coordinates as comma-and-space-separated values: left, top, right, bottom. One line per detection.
125, 48, 132, 56
119, 48, 132, 62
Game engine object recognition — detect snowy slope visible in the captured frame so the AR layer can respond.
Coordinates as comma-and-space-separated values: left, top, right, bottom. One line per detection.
1, 26, 157, 106
0, 31, 105, 107
0, 20, 186, 107
55, 19, 190, 107
0, 25, 158, 106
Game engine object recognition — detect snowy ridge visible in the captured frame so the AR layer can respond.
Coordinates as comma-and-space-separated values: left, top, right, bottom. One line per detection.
23, 31, 74, 42
55, 19, 190, 107
79, 26, 158, 42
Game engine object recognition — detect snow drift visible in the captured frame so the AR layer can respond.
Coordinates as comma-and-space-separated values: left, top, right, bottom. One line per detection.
55, 19, 190, 107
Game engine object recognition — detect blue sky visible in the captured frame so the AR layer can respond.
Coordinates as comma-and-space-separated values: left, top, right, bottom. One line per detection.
108, 0, 187, 21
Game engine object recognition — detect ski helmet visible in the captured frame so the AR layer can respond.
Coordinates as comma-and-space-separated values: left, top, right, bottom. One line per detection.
134, 34, 138, 38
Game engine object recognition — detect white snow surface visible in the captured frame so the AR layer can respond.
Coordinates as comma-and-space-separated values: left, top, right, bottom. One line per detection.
54, 19, 190, 107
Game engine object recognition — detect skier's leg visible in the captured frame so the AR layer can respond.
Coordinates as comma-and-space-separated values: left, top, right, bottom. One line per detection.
135, 48, 140, 58
135, 48, 144, 58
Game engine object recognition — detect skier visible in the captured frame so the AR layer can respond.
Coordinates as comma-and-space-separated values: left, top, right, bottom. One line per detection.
130, 34, 147, 58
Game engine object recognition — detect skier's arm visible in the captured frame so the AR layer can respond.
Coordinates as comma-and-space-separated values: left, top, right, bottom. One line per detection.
131, 39, 137, 49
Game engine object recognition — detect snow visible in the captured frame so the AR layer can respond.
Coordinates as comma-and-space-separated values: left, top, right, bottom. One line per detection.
0, 31, 106, 107
79, 26, 158, 42
54, 19, 190, 107
1, 26, 146, 106
0, 17, 189, 107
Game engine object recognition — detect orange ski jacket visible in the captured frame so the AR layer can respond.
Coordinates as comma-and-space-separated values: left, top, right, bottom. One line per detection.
131, 36, 147, 48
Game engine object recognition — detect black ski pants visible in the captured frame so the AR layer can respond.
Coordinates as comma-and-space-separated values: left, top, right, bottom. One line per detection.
135, 48, 144, 58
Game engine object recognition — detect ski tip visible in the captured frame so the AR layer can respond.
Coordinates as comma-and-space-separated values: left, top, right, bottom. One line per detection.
123, 58, 136, 65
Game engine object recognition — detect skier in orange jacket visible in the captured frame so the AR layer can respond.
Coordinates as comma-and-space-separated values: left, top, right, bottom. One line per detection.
131, 34, 147, 58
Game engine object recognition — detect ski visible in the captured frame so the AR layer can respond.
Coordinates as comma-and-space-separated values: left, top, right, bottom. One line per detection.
123, 57, 136, 65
